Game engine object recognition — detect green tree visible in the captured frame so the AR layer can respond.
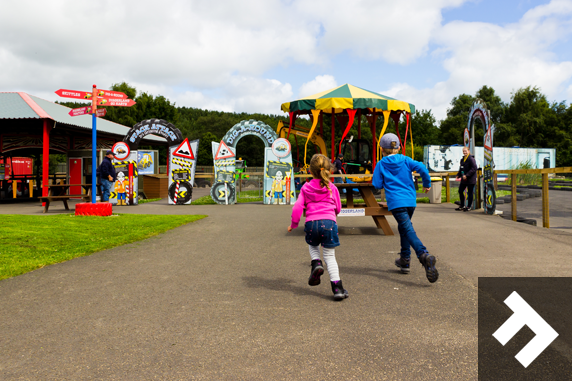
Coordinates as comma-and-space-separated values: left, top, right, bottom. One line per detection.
439, 94, 475, 145
197, 132, 219, 166
505, 86, 550, 147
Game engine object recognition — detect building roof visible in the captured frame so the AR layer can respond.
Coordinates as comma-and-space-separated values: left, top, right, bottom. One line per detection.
0, 92, 166, 144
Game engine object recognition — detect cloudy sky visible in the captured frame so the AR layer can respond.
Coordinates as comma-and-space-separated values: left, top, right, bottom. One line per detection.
2, 0, 572, 121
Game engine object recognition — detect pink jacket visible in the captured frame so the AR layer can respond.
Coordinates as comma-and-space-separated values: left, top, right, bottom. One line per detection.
290, 179, 341, 229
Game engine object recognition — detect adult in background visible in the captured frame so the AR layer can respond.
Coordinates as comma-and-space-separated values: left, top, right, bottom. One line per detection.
332, 153, 344, 184
455, 146, 477, 211
98, 150, 117, 202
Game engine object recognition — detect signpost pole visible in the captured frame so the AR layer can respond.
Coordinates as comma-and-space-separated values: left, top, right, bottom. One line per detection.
91, 85, 97, 203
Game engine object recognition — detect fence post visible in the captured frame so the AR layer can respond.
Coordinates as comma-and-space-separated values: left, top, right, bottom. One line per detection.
445, 175, 450, 203
542, 172, 549, 228
511, 173, 517, 222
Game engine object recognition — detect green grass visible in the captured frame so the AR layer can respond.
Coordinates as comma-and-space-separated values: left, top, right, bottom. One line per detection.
139, 198, 161, 204
0, 214, 206, 280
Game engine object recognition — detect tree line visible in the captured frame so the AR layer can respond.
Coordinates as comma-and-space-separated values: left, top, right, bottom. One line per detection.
59, 83, 572, 168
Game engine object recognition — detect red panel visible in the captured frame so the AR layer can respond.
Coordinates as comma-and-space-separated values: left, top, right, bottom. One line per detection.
68, 158, 82, 197
75, 202, 112, 216
10, 157, 33, 175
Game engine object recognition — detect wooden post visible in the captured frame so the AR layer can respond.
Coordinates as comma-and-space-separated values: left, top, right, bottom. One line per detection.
371, 111, 377, 171
357, 109, 361, 139
511, 173, 517, 222
542, 172, 549, 228
42, 119, 51, 204
331, 108, 335, 160
445, 175, 450, 203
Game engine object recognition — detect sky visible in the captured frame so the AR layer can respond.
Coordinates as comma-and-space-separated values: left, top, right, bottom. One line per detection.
2, 0, 572, 122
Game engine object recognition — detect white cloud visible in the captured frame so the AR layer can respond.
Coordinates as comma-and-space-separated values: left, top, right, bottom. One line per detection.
298, 75, 338, 98
384, 0, 572, 122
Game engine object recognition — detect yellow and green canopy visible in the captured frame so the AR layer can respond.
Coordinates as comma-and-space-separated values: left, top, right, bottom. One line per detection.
281, 84, 415, 115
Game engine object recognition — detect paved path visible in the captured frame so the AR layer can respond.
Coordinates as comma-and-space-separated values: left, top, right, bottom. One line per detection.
1, 198, 572, 379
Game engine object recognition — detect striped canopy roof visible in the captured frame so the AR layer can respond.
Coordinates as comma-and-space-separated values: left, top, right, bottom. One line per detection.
281, 84, 415, 114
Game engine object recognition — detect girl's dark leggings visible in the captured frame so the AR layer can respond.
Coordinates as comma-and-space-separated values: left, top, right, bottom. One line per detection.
459, 183, 474, 207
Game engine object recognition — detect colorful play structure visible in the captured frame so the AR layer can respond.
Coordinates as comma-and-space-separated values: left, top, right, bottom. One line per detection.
280, 84, 416, 173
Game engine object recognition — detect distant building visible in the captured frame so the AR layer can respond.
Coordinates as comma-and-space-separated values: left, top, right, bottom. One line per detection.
423, 145, 555, 172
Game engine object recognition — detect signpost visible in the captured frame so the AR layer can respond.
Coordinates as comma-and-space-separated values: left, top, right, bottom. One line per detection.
56, 85, 135, 204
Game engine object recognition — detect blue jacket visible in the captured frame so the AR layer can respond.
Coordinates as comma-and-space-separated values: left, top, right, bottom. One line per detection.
98, 157, 116, 181
372, 155, 431, 211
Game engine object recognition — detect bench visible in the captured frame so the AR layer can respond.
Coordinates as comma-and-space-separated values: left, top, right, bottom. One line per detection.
39, 194, 91, 213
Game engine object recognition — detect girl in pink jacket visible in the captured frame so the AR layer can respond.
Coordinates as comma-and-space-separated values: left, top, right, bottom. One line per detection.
288, 154, 348, 301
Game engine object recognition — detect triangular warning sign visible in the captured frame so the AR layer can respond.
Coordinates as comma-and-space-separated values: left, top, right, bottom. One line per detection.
484, 129, 493, 151
173, 138, 195, 160
214, 140, 235, 160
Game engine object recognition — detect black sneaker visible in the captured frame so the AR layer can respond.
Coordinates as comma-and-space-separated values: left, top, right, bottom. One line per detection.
455, 207, 464, 211
419, 253, 439, 283
308, 260, 324, 286
463, 207, 470, 212
331, 280, 349, 301
395, 257, 411, 274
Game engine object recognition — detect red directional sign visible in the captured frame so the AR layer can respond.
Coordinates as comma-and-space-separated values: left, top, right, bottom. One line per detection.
96, 98, 136, 107
55, 89, 95, 100
69, 106, 107, 117
96, 89, 127, 99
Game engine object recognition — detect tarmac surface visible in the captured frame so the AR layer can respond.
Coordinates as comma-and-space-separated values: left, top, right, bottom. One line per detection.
2, 192, 572, 380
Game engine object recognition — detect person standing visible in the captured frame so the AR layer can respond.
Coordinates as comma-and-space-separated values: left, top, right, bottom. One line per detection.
332, 153, 344, 184
455, 146, 477, 211
98, 150, 116, 202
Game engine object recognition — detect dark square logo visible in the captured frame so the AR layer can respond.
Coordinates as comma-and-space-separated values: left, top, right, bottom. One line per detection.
479, 277, 572, 380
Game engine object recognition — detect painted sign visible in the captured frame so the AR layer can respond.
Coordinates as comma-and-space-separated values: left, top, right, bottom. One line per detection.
112, 141, 130, 161
69, 106, 106, 117
214, 140, 235, 160
137, 151, 155, 175
55, 89, 95, 100
173, 138, 195, 160
96, 98, 136, 107
124, 119, 183, 149
96, 89, 127, 99
168, 139, 198, 205
271, 138, 291, 158
263, 151, 296, 205
110, 153, 138, 206
467, 99, 496, 215
339, 208, 366, 217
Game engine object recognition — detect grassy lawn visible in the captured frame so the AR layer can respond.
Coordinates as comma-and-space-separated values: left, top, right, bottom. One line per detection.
139, 198, 161, 204
0, 214, 206, 280
193, 190, 264, 205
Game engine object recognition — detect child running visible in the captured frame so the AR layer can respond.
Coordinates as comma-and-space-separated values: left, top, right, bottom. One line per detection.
287, 154, 348, 301
372, 133, 439, 283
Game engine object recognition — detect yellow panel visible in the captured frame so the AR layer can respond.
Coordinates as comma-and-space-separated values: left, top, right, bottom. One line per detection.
281, 102, 290, 113
315, 98, 353, 111
300, 84, 345, 100
347, 84, 385, 99
386, 100, 411, 113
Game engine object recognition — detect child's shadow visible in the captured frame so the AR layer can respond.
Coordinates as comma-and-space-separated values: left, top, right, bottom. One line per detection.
242, 276, 332, 301
343, 265, 430, 288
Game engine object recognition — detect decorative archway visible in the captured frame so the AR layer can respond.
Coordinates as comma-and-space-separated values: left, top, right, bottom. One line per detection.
467, 100, 496, 214
123, 119, 197, 205
211, 120, 288, 205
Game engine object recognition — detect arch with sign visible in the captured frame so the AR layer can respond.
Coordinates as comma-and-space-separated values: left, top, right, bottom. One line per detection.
211, 120, 295, 205
120, 119, 198, 205
467, 100, 496, 215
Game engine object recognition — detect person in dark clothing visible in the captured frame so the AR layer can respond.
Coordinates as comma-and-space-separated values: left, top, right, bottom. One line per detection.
455, 146, 477, 211
98, 150, 117, 202
332, 153, 344, 184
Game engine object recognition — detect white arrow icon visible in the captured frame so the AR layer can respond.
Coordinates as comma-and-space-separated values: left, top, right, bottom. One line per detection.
492, 291, 559, 368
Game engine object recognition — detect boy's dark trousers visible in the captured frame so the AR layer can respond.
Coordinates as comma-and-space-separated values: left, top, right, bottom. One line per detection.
391, 207, 428, 260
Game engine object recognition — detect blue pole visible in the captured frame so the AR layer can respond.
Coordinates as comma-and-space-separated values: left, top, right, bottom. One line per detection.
92, 113, 97, 203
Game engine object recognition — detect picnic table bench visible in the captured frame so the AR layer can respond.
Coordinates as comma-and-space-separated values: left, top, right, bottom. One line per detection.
39, 184, 100, 213
335, 183, 394, 235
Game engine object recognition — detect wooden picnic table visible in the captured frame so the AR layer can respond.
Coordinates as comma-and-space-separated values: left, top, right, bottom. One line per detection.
335, 183, 394, 236
39, 183, 101, 213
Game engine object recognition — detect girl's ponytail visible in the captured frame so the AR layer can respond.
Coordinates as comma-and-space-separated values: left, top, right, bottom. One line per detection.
309, 154, 333, 195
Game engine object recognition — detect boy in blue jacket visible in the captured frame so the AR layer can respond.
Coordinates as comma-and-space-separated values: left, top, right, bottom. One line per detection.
372, 133, 438, 283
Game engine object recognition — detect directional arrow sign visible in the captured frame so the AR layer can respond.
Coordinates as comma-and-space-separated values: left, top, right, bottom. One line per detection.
96, 89, 127, 99
69, 106, 92, 116
55, 89, 94, 100
96, 98, 136, 107
69, 106, 108, 117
